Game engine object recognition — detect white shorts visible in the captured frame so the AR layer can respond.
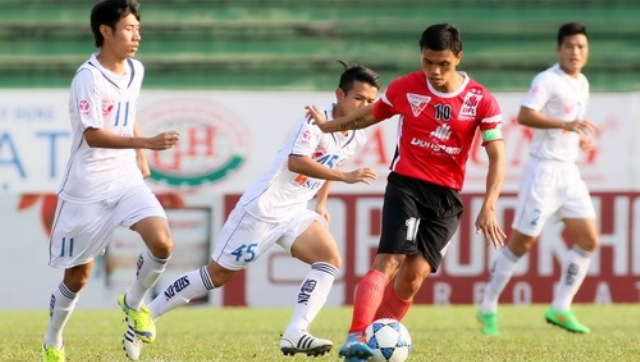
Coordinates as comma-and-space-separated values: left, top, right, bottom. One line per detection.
512, 157, 596, 237
48, 184, 166, 268
211, 204, 324, 270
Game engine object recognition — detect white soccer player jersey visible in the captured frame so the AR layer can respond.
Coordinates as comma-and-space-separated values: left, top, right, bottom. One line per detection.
239, 105, 367, 222
521, 63, 589, 162
58, 54, 145, 202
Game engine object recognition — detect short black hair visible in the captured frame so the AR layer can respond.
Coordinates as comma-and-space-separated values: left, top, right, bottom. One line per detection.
91, 0, 140, 48
418, 23, 463, 55
557, 22, 588, 47
336, 60, 381, 93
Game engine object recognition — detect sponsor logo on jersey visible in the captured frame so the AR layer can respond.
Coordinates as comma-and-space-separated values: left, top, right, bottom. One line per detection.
139, 97, 249, 188
410, 137, 461, 155
459, 90, 483, 120
430, 124, 452, 140
407, 93, 431, 117
101, 99, 115, 117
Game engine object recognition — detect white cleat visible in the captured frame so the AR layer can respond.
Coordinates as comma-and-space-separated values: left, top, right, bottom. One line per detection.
279, 331, 333, 357
122, 325, 143, 360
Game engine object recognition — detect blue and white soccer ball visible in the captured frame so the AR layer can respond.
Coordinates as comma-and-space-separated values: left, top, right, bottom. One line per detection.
365, 318, 412, 362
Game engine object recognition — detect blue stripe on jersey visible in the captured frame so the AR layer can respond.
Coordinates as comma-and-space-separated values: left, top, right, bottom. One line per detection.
127, 59, 135, 88
114, 102, 121, 126
124, 101, 130, 126
87, 61, 120, 89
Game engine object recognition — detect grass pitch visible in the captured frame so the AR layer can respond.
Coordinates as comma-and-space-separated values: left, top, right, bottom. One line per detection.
1, 304, 639, 361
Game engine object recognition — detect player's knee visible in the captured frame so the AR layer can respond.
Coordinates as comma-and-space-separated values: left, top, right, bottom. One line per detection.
577, 237, 599, 252
508, 235, 537, 256
146, 230, 173, 259
323, 253, 342, 269
63, 270, 91, 292
372, 254, 402, 273
395, 277, 422, 299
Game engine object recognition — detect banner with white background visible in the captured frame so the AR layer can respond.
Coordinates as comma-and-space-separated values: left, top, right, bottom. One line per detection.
1, 90, 639, 309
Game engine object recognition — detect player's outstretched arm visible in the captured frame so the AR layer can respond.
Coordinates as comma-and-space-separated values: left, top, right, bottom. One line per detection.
341, 168, 377, 184
305, 103, 379, 133
475, 139, 506, 249
518, 107, 596, 134
84, 128, 179, 150
288, 154, 377, 184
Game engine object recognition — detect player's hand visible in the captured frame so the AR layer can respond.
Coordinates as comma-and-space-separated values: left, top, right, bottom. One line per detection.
315, 204, 330, 223
562, 119, 596, 135
149, 131, 180, 150
305, 105, 330, 132
343, 168, 377, 184
579, 134, 596, 153
475, 209, 506, 249
137, 156, 151, 178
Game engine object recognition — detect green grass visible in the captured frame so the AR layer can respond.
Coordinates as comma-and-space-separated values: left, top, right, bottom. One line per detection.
2, 304, 639, 361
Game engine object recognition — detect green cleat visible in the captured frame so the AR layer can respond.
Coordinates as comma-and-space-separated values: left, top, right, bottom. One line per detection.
544, 307, 590, 333
118, 293, 156, 343
42, 344, 65, 362
476, 310, 500, 335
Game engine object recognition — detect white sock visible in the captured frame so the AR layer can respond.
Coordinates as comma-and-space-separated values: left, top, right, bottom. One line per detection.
44, 283, 79, 350
284, 262, 338, 335
125, 249, 169, 310
480, 248, 519, 314
148, 266, 214, 320
552, 245, 592, 311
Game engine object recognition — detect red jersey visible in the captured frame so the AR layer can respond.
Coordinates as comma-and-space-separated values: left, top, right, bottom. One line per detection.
372, 71, 502, 191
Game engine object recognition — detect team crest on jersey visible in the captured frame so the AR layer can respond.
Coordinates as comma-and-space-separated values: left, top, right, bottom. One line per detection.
407, 93, 431, 117
299, 129, 313, 146
78, 99, 90, 116
102, 99, 116, 117
459, 90, 483, 120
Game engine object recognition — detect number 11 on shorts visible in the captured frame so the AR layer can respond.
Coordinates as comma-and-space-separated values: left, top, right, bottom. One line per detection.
59, 237, 75, 257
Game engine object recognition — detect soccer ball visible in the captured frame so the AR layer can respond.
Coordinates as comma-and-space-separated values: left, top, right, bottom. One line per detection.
365, 318, 412, 362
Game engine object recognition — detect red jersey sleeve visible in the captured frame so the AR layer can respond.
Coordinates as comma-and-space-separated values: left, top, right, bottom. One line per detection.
371, 78, 402, 121
477, 90, 503, 145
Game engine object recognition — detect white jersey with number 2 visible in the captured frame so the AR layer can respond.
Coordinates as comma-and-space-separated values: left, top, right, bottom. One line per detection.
239, 105, 367, 222
521, 63, 589, 162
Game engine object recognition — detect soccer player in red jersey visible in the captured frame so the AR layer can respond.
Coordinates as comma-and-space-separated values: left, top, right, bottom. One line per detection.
306, 23, 506, 361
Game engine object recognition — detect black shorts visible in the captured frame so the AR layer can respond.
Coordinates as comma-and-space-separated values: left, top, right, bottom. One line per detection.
377, 172, 463, 272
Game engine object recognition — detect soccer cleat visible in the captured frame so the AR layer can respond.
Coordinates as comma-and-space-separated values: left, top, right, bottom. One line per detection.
476, 310, 500, 335
122, 324, 143, 360
544, 307, 590, 333
42, 344, 65, 362
338, 332, 374, 360
118, 293, 156, 343
279, 331, 333, 357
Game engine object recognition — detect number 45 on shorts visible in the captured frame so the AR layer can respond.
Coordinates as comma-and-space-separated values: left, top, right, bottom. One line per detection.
231, 243, 258, 262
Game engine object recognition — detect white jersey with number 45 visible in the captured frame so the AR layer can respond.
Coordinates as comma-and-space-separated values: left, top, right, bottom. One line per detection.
239, 105, 367, 222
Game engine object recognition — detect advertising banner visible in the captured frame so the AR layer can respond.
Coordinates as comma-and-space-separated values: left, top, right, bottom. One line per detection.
1, 90, 639, 308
